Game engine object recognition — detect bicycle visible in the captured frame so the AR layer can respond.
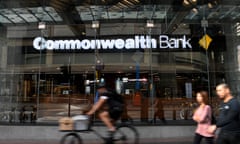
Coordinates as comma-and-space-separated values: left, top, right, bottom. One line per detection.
0, 111, 10, 122
60, 115, 139, 144
179, 102, 197, 120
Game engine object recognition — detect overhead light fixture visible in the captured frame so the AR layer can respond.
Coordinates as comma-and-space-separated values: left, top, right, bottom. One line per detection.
146, 20, 154, 28
183, 0, 190, 6
38, 22, 46, 29
192, 8, 198, 14
92, 20, 99, 28
208, 3, 213, 8
183, 0, 198, 7
189, 0, 197, 4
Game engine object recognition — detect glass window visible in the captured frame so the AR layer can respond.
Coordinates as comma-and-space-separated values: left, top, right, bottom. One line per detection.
0, 0, 239, 124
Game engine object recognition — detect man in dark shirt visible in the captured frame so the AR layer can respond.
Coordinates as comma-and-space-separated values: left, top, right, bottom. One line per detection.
208, 83, 240, 144
86, 84, 124, 144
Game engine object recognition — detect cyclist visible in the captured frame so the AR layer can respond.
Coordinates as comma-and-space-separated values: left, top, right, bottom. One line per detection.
86, 84, 124, 143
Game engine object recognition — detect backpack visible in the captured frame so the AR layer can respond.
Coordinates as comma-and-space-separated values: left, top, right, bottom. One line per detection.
104, 89, 124, 110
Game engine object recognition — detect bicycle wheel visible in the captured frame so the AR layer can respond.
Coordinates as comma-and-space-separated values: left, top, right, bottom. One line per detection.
179, 109, 185, 119
0, 113, 9, 122
60, 133, 82, 144
113, 124, 139, 144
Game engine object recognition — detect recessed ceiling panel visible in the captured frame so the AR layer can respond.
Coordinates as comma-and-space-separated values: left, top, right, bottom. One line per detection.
0, 9, 14, 15
0, 15, 11, 23
109, 12, 122, 19
19, 14, 38, 22
76, 6, 93, 21
100, 11, 108, 19
44, 7, 62, 22
153, 11, 166, 19
28, 7, 62, 22
76, 6, 89, 12
80, 12, 93, 21
124, 11, 137, 19
4, 14, 24, 23
137, 11, 147, 19
12, 8, 28, 14
49, 13, 62, 21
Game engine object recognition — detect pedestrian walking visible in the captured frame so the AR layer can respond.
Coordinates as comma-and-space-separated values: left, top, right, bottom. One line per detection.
152, 89, 166, 123
208, 83, 240, 144
193, 91, 214, 144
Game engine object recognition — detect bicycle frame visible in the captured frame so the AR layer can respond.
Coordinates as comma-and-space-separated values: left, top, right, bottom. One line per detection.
60, 122, 139, 144
85, 128, 107, 142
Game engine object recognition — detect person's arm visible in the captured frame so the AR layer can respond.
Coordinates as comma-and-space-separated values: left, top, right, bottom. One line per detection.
192, 108, 199, 122
153, 98, 159, 107
86, 97, 107, 115
208, 101, 240, 134
216, 103, 239, 127
193, 106, 210, 123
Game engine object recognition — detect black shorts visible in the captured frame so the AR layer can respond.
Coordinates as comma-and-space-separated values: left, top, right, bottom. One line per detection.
109, 106, 123, 120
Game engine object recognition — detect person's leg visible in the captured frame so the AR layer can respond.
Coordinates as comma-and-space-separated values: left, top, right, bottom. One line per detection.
216, 132, 228, 144
205, 136, 214, 144
193, 133, 203, 144
235, 134, 240, 144
99, 111, 115, 144
228, 133, 240, 144
98, 111, 115, 131
152, 110, 157, 123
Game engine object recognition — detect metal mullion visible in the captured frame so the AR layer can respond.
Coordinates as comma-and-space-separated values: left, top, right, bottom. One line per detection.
89, 6, 96, 21
150, 5, 156, 20
106, 6, 110, 20
219, 6, 237, 19
136, 7, 140, 21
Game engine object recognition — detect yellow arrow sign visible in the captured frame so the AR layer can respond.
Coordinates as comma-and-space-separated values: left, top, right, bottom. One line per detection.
199, 34, 212, 50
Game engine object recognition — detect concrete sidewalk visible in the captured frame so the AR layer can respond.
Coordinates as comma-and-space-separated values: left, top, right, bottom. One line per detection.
0, 138, 193, 144
0, 122, 196, 144
0, 125, 195, 140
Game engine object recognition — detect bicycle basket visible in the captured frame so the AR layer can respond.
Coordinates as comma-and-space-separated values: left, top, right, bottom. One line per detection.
59, 117, 74, 131
72, 115, 90, 131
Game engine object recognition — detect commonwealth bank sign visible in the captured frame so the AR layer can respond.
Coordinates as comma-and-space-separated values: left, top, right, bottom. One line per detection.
33, 35, 192, 50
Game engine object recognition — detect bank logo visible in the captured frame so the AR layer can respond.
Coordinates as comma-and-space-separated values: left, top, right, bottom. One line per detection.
33, 35, 192, 50
199, 34, 212, 50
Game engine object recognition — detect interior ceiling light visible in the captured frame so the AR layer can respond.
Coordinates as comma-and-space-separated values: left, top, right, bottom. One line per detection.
183, 0, 198, 7
208, 3, 213, 8
192, 8, 198, 14
92, 20, 99, 28
38, 22, 46, 29
207, 0, 218, 7
146, 20, 154, 28
183, 0, 190, 6
190, 0, 197, 4
123, 0, 134, 6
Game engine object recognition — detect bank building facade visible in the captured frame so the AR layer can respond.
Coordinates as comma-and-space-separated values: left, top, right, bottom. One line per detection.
0, 0, 239, 124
